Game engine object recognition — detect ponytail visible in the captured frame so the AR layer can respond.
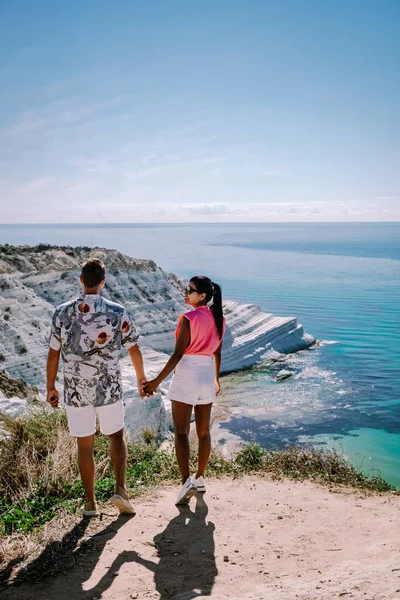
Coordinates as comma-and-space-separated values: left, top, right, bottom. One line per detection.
190, 276, 224, 339
209, 282, 223, 339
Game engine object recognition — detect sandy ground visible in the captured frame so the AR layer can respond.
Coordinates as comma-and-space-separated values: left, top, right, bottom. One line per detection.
1, 476, 400, 600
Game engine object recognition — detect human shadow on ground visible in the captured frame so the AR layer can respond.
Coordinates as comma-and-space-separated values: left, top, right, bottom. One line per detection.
0, 513, 135, 599
1, 496, 216, 600
128, 494, 217, 599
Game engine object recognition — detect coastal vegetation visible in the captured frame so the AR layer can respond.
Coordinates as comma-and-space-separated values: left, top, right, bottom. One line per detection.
0, 244, 158, 274
0, 409, 394, 541
0, 243, 91, 255
0, 370, 38, 400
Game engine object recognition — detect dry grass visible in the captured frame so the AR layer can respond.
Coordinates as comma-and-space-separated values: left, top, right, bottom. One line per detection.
0, 410, 77, 500
232, 443, 396, 491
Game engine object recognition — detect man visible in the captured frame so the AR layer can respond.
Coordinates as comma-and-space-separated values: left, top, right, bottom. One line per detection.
46, 257, 146, 516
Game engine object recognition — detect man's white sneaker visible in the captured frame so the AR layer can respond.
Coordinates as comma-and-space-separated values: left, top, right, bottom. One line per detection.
82, 500, 99, 517
110, 486, 136, 515
175, 477, 197, 505
193, 476, 206, 493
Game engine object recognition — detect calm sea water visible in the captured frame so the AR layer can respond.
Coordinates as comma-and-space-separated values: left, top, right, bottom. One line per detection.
1, 223, 399, 487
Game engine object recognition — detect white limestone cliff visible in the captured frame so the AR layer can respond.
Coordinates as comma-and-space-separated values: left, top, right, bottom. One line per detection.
0, 245, 314, 437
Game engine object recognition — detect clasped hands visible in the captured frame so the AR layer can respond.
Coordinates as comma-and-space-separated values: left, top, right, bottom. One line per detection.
139, 377, 159, 398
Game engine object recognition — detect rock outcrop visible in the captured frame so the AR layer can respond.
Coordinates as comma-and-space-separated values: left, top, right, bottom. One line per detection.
0, 245, 314, 437
0, 369, 40, 417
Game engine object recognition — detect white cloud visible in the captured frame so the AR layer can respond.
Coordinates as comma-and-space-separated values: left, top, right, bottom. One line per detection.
123, 155, 232, 180
21, 177, 54, 194
187, 204, 249, 216
1, 77, 399, 224
0, 95, 133, 139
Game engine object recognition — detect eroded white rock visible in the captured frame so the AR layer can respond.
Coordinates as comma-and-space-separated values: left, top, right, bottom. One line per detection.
0, 246, 314, 434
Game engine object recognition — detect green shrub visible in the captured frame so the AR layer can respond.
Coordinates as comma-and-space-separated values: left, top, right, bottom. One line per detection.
235, 442, 265, 469
0, 411, 395, 538
34, 244, 57, 253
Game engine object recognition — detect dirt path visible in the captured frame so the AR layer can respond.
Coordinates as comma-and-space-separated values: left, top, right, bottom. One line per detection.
2, 476, 400, 600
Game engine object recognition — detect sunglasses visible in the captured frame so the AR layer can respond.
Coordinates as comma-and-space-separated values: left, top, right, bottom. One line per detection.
184, 285, 199, 294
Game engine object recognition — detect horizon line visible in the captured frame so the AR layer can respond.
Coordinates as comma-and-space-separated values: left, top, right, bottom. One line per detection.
1, 221, 400, 226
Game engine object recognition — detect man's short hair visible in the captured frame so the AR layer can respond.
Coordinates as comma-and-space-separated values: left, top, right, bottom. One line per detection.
81, 258, 106, 288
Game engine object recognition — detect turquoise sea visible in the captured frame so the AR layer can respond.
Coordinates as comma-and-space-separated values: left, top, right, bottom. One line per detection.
1, 223, 399, 487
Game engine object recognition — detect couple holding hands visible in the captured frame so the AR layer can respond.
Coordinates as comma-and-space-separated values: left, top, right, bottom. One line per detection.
46, 258, 225, 515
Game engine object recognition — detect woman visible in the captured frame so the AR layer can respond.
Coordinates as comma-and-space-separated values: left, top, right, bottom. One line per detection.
143, 276, 225, 505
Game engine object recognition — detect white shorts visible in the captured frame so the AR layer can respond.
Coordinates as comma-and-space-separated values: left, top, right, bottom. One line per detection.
65, 400, 125, 437
167, 354, 216, 406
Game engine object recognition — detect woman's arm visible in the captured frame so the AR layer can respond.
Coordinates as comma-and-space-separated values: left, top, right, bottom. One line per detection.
143, 317, 191, 395
213, 340, 223, 395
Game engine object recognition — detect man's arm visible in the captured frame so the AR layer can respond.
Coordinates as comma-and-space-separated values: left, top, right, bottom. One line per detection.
46, 347, 61, 408
213, 340, 223, 395
128, 344, 147, 398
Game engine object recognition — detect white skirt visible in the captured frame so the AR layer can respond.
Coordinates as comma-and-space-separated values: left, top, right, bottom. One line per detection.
167, 354, 215, 406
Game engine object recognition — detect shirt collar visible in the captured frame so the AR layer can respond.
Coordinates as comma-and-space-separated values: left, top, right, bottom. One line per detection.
81, 294, 101, 300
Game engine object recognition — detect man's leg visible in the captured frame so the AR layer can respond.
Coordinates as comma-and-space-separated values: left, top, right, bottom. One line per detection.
66, 404, 96, 508
98, 401, 127, 493
171, 400, 193, 484
108, 428, 136, 514
77, 435, 96, 502
194, 403, 212, 478
98, 401, 134, 513
108, 428, 127, 492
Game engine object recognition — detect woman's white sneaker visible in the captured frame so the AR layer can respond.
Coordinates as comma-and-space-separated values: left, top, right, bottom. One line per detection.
192, 476, 206, 492
175, 477, 198, 505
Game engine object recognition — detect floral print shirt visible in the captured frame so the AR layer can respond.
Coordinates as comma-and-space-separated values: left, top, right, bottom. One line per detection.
48, 294, 139, 407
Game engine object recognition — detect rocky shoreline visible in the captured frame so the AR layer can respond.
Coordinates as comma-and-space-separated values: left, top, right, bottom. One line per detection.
0, 245, 314, 436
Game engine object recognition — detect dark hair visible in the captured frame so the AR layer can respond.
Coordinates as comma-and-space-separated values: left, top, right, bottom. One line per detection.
81, 258, 106, 288
190, 275, 224, 339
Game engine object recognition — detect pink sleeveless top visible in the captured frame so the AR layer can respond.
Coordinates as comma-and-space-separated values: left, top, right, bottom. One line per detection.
175, 305, 226, 356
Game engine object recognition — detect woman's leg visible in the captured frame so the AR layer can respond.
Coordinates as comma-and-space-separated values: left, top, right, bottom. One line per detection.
171, 400, 193, 483
194, 403, 213, 478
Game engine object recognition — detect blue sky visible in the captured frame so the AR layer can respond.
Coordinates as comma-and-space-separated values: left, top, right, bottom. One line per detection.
0, 0, 399, 223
